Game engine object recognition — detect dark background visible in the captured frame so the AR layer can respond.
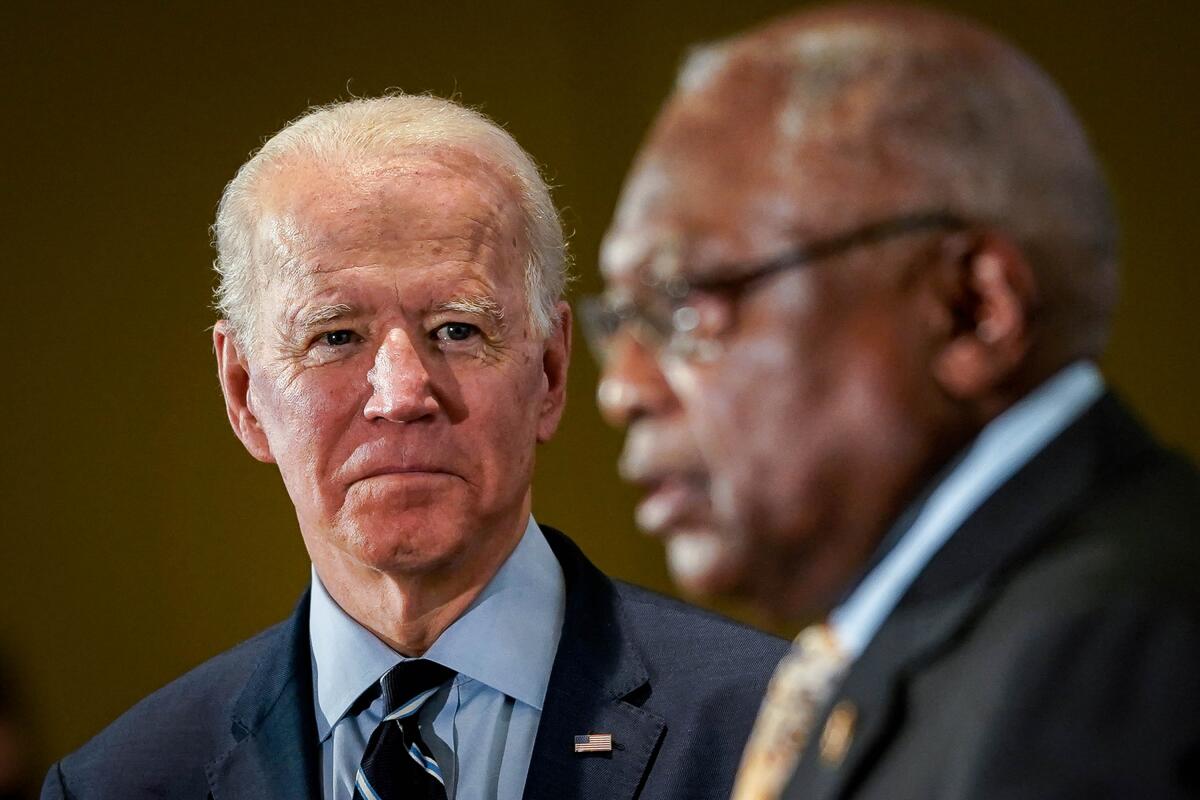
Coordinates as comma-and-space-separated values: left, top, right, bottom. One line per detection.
2, 0, 1197, 783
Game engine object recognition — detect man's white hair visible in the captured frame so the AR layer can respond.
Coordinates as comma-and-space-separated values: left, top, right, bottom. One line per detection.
212, 93, 569, 352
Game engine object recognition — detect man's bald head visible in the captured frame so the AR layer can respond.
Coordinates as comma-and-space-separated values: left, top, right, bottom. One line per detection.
624, 3, 1116, 360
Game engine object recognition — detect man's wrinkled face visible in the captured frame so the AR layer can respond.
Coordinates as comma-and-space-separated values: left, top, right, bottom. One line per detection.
233, 151, 566, 578
598, 65, 937, 613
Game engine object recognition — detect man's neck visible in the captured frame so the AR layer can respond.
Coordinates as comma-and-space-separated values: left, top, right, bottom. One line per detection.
310, 519, 528, 657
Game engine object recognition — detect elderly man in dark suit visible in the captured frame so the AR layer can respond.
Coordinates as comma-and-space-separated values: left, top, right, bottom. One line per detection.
42, 94, 786, 800
590, 5, 1200, 799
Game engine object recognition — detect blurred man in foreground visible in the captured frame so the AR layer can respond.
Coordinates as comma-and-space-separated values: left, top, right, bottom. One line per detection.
43, 94, 785, 800
590, 5, 1200, 798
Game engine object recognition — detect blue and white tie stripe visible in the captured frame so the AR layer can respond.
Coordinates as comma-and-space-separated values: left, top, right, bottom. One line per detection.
352, 660, 455, 800
354, 770, 383, 800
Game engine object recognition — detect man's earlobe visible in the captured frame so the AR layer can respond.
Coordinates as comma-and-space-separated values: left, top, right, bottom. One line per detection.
932, 234, 1037, 402
213, 322, 276, 464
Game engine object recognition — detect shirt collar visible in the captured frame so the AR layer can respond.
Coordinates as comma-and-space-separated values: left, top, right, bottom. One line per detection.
830, 360, 1106, 659
308, 516, 565, 742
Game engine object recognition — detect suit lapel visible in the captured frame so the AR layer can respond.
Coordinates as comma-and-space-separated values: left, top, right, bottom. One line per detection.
206, 593, 321, 800
522, 529, 666, 800
785, 395, 1154, 800
783, 580, 986, 800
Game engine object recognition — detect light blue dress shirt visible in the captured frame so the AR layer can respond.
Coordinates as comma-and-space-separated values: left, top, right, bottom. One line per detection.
309, 516, 566, 800
830, 361, 1105, 660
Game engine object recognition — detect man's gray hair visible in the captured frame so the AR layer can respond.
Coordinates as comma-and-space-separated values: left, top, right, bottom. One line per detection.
212, 93, 569, 352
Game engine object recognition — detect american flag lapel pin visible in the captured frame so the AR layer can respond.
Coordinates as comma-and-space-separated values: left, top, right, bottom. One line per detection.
574, 733, 613, 753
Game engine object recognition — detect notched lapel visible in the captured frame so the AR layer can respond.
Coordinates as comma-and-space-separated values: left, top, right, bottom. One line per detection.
784, 582, 986, 800
207, 719, 314, 800
207, 593, 320, 800
523, 680, 666, 800
522, 529, 667, 800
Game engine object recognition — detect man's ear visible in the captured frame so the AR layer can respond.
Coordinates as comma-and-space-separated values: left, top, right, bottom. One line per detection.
213, 321, 276, 464
536, 301, 572, 443
929, 232, 1037, 402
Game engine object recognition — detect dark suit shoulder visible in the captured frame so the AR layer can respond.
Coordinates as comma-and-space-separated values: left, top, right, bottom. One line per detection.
613, 579, 789, 673
1080, 446, 1200, 590
1009, 444, 1200, 614
49, 618, 291, 799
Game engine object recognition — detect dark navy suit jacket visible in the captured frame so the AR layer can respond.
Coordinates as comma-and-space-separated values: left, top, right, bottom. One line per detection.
43, 528, 787, 799
781, 396, 1200, 800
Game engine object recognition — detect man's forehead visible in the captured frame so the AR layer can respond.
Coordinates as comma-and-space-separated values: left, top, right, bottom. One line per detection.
600, 144, 821, 289
262, 152, 517, 235
256, 151, 525, 284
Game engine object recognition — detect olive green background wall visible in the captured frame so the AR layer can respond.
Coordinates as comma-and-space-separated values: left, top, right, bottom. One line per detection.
3, 0, 1197, 779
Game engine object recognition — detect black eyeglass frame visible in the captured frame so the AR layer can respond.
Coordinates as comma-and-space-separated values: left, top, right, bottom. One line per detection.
581, 210, 968, 363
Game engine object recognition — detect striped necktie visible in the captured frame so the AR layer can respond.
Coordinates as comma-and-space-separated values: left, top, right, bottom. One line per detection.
730, 623, 849, 800
352, 660, 456, 800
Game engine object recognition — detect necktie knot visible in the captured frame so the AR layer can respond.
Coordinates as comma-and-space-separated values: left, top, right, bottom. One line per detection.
380, 660, 456, 716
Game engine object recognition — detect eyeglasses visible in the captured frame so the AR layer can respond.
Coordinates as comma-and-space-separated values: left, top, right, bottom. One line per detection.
581, 210, 967, 364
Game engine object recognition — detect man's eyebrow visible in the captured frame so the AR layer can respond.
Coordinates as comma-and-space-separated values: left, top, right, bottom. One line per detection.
432, 296, 507, 329
291, 303, 356, 332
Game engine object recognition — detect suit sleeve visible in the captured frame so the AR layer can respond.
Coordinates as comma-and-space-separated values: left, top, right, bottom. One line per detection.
946, 601, 1200, 799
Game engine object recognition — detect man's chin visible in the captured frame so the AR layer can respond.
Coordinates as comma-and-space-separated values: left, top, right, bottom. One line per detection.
334, 518, 466, 576
664, 530, 748, 597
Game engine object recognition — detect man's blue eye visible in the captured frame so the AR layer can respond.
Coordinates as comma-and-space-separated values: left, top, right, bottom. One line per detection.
436, 323, 478, 342
323, 330, 355, 346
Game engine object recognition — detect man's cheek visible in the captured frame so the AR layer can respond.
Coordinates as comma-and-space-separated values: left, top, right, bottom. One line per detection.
279, 375, 352, 421
675, 393, 745, 521
670, 369, 751, 466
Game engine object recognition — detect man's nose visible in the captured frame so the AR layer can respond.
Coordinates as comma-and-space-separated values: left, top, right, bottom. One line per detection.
364, 329, 440, 423
597, 332, 677, 428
